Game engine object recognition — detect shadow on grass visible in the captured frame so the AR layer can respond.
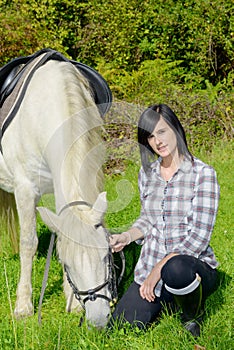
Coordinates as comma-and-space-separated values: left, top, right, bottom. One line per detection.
205, 269, 232, 316
37, 223, 56, 257
113, 242, 141, 297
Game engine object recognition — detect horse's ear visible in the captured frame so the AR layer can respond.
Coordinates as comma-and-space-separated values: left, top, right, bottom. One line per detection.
92, 192, 108, 216
37, 207, 61, 233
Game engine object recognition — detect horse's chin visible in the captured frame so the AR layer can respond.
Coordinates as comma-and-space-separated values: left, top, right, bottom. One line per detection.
87, 319, 109, 330
85, 300, 110, 329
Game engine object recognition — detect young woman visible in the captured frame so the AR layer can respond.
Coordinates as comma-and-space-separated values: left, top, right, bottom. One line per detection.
110, 104, 220, 337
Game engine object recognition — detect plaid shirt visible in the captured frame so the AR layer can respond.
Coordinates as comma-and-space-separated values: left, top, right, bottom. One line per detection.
133, 157, 220, 297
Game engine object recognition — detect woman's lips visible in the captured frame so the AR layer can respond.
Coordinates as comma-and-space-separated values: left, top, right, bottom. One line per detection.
157, 145, 167, 152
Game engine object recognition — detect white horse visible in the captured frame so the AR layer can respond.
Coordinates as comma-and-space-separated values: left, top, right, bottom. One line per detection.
0, 55, 113, 328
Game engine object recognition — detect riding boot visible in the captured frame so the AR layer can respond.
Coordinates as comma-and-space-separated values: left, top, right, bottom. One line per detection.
174, 282, 203, 337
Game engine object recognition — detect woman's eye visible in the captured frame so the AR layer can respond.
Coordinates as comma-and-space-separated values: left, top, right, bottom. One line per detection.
148, 134, 154, 139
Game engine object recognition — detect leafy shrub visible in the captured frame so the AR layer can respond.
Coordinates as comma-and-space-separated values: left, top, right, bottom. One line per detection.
0, 0, 81, 63
1, 0, 233, 86
75, 0, 234, 86
0, 0, 233, 163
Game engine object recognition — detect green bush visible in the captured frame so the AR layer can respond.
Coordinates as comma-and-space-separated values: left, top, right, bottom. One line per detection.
0, 0, 81, 64
1, 0, 233, 86
0, 0, 233, 160
78, 0, 234, 85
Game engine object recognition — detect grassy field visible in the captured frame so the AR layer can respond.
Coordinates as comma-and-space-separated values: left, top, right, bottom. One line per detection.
0, 142, 233, 350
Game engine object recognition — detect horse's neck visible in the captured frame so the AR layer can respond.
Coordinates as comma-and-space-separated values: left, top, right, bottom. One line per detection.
27, 60, 105, 212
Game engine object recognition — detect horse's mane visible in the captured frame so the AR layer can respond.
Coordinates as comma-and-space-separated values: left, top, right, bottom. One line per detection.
57, 62, 105, 206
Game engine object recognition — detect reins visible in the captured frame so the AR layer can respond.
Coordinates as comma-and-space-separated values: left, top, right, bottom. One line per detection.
38, 200, 125, 324
38, 231, 56, 324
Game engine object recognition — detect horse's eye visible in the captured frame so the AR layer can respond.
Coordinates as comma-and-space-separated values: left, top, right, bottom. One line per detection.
94, 223, 102, 230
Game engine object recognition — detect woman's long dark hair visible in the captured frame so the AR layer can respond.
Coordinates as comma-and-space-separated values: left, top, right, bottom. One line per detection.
138, 104, 193, 173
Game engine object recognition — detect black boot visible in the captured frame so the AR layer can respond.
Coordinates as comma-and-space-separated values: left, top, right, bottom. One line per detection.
174, 282, 203, 337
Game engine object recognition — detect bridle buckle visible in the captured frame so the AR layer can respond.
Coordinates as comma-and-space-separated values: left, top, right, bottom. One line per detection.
87, 290, 97, 302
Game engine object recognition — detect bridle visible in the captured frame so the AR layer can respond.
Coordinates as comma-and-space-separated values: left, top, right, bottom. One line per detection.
38, 199, 124, 325
59, 200, 122, 311
64, 248, 117, 310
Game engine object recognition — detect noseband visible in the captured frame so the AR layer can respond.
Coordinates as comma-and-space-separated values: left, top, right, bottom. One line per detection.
64, 253, 116, 310
60, 200, 119, 311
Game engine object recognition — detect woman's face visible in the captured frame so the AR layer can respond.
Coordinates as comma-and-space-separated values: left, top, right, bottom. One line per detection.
147, 116, 178, 159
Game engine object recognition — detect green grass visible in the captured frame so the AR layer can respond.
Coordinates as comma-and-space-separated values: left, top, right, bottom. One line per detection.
0, 142, 233, 349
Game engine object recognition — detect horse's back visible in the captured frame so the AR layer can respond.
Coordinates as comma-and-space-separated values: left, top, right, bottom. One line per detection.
3, 60, 94, 144
0, 60, 99, 195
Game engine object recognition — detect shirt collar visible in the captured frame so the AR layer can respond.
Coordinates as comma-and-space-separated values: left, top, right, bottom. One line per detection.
179, 157, 193, 173
150, 156, 192, 175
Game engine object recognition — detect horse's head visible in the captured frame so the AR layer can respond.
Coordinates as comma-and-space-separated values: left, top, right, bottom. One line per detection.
37, 192, 114, 328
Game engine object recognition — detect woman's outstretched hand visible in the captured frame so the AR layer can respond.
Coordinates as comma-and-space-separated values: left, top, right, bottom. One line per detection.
110, 232, 131, 252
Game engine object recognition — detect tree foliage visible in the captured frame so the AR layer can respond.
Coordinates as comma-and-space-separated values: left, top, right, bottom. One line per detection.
0, 0, 233, 85
78, 0, 233, 85
0, 0, 233, 151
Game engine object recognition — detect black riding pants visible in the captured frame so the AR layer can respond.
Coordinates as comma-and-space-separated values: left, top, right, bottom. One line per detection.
111, 255, 217, 328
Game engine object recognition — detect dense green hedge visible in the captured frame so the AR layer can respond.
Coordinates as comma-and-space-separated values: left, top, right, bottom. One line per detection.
0, 0, 233, 151
1, 0, 233, 85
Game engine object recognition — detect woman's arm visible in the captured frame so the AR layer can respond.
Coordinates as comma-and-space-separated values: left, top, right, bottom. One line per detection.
172, 165, 220, 257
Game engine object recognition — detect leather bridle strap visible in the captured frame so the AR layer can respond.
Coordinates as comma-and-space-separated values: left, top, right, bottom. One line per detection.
58, 200, 92, 215
64, 264, 112, 310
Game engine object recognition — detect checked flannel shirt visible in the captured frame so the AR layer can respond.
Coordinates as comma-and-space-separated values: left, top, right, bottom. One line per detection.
132, 157, 220, 297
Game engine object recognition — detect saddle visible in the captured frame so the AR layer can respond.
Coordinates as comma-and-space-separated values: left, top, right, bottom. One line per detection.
0, 48, 112, 142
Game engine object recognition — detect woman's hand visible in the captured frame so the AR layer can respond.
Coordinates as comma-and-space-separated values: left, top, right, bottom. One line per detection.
139, 267, 161, 302
110, 232, 131, 252
139, 253, 178, 302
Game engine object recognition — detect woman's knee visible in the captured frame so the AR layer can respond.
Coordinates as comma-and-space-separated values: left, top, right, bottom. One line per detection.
161, 255, 197, 289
